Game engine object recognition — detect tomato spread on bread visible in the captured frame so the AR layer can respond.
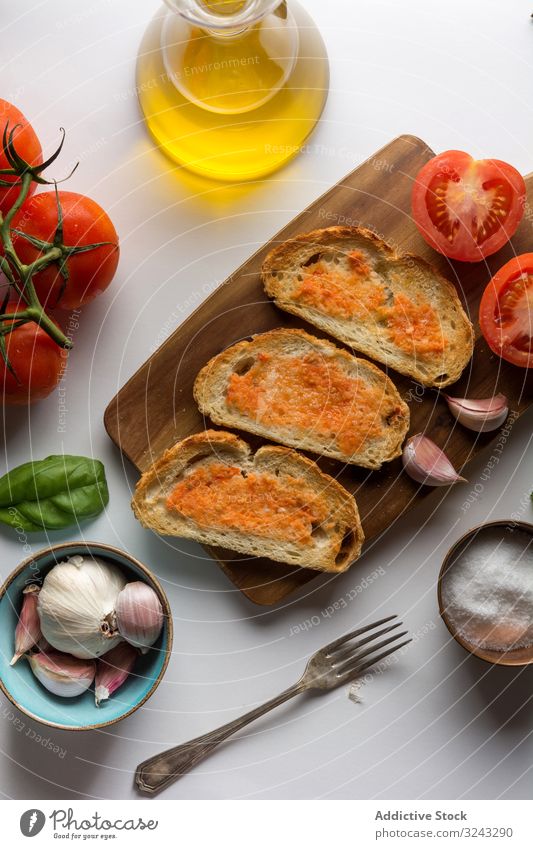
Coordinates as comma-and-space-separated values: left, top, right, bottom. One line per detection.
293, 251, 446, 357
166, 463, 333, 544
226, 350, 400, 455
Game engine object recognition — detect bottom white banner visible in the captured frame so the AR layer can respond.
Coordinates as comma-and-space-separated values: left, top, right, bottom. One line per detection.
2, 799, 530, 848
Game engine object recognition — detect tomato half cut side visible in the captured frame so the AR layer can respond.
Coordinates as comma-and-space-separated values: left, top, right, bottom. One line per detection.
412, 151, 526, 262
479, 254, 533, 368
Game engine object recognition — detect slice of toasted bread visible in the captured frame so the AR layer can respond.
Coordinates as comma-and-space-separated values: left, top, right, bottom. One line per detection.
194, 328, 409, 469
132, 430, 363, 573
262, 226, 474, 388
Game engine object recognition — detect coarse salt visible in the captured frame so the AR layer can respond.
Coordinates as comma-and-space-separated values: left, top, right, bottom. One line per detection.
441, 526, 533, 652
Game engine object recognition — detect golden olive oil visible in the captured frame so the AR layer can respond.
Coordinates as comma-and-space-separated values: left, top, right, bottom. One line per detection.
136, 2, 329, 181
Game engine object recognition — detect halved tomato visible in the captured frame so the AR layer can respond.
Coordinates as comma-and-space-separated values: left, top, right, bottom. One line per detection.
412, 151, 526, 262
479, 254, 533, 368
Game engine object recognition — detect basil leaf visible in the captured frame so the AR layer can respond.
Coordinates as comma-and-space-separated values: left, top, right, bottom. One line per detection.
0, 455, 109, 531
0, 506, 42, 532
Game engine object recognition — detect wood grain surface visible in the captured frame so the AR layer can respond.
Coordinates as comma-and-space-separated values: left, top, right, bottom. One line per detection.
104, 135, 533, 605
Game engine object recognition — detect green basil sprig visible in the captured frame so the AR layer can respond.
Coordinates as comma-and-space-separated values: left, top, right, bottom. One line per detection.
0, 455, 109, 532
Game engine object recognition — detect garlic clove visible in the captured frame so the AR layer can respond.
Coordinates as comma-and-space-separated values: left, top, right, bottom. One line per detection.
95, 642, 138, 706
27, 651, 95, 698
10, 584, 42, 666
403, 434, 466, 487
444, 393, 509, 433
116, 582, 164, 651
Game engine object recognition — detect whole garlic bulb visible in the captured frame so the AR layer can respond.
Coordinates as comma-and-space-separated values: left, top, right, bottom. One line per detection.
116, 582, 164, 651
37, 555, 126, 659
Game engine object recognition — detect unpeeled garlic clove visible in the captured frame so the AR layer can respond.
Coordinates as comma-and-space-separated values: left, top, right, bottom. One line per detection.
10, 585, 42, 666
95, 642, 138, 706
402, 434, 466, 487
444, 393, 509, 433
116, 582, 163, 651
28, 651, 95, 698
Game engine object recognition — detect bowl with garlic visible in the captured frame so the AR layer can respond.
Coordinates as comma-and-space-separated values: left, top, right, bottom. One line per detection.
0, 542, 173, 730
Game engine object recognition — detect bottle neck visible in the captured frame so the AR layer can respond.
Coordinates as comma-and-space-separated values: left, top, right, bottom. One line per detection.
164, 0, 284, 32
199, 1, 250, 14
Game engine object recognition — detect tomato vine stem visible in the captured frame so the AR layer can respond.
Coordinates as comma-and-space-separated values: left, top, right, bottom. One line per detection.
0, 129, 77, 350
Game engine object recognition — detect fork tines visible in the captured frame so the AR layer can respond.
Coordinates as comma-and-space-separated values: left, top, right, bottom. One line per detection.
326, 615, 411, 680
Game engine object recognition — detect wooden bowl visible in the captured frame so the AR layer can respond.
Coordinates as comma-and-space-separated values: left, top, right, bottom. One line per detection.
438, 520, 533, 667
0, 541, 173, 730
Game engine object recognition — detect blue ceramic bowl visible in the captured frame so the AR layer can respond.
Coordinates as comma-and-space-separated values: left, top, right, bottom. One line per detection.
0, 542, 173, 730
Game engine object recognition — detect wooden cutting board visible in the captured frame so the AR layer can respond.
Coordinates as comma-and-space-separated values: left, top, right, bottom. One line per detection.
104, 134, 533, 605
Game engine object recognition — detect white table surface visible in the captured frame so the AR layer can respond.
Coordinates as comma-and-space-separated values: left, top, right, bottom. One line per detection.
1, 0, 532, 801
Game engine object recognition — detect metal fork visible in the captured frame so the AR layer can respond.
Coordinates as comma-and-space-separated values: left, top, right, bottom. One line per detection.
135, 615, 410, 794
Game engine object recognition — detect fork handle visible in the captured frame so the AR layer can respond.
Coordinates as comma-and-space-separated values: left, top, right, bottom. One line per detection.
135, 681, 306, 794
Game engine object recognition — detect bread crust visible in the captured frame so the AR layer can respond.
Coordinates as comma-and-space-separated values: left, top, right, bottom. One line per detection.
132, 430, 364, 573
262, 226, 474, 388
194, 327, 410, 469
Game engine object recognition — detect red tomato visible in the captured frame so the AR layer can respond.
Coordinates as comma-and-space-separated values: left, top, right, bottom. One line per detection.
412, 151, 526, 262
479, 254, 533, 368
10, 191, 119, 310
0, 99, 42, 217
1, 302, 63, 405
